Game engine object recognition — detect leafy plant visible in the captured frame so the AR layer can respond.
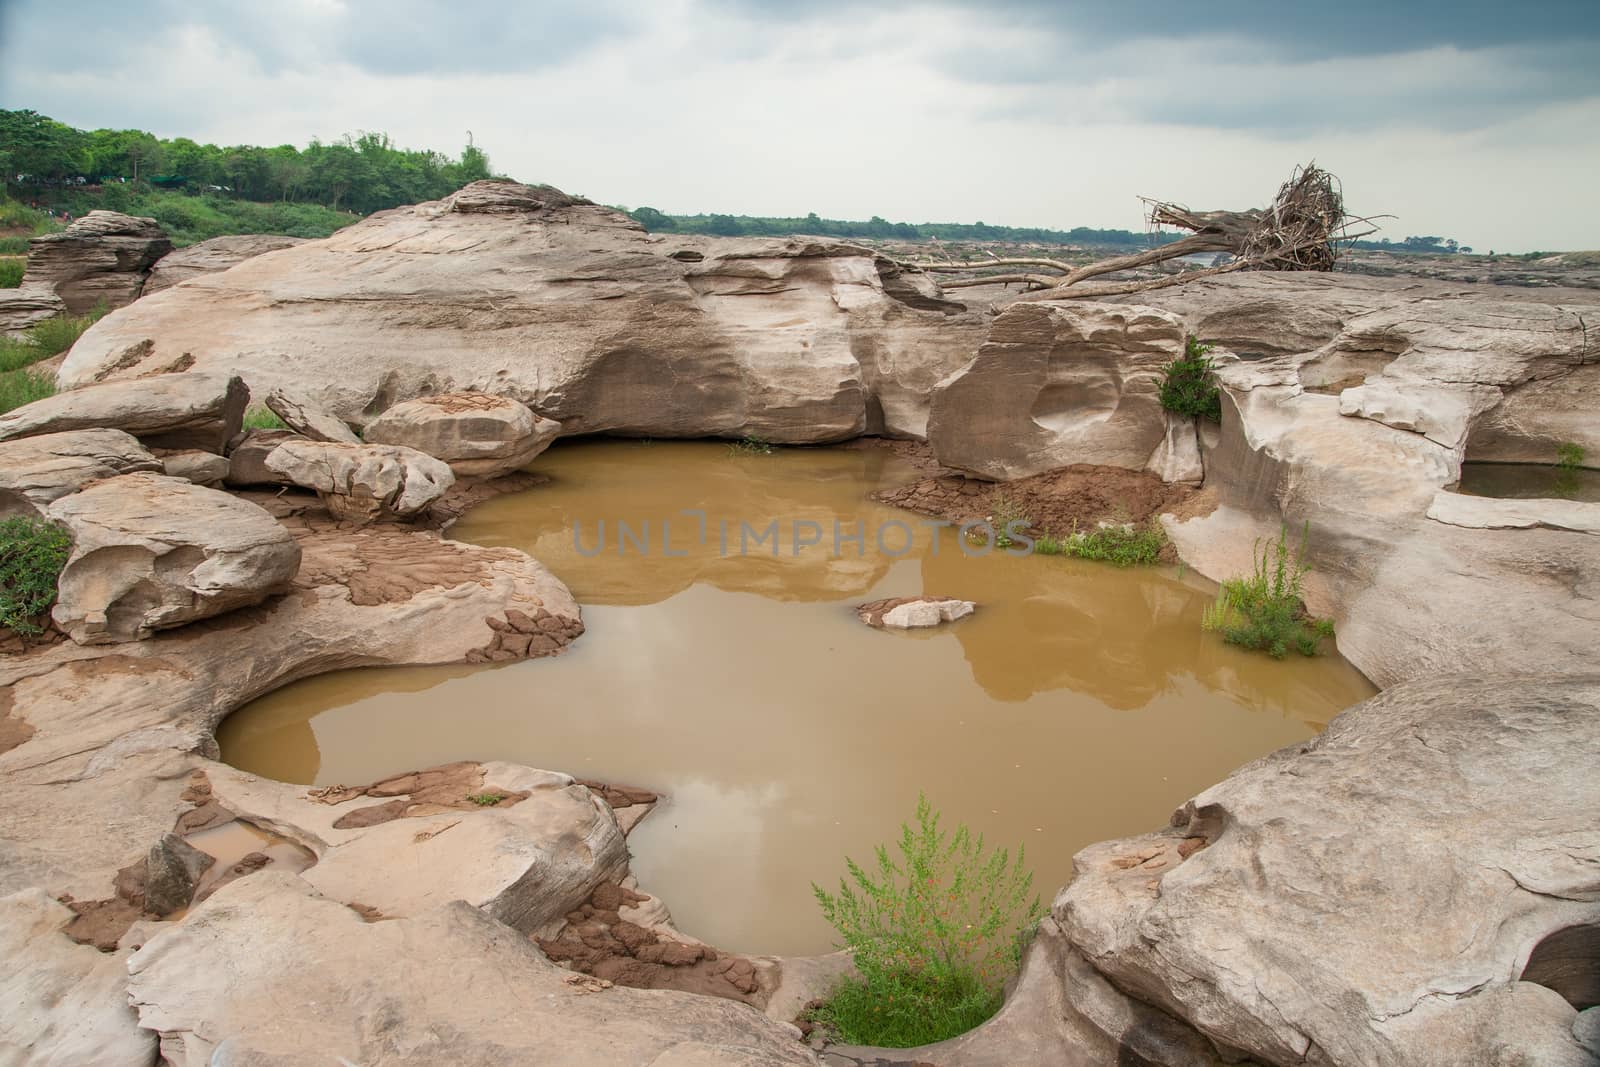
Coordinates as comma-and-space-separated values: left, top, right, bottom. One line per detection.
0, 259, 22, 288
0, 516, 72, 638
1201, 523, 1334, 658
726, 434, 775, 456
1034, 520, 1165, 566
0, 368, 57, 415
983, 494, 1032, 548
1158, 335, 1222, 421
242, 406, 289, 431
808, 795, 1041, 1047
467, 792, 506, 807
1556, 442, 1585, 470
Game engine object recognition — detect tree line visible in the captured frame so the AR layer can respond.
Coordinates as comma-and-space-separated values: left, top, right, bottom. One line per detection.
625, 206, 1183, 248
1, 109, 495, 215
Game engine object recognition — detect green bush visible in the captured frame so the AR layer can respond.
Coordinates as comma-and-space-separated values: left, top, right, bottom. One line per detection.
809, 796, 1041, 1047
725, 434, 775, 456
242, 406, 288, 431
1556, 442, 1585, 470
0, 259, 22, 288
1034, 520, 1166, 566
1201, 523, 1334, 658
0, 516, 72, 637
0, 237, 28, 256
1158, 335, 1221, 421
0, 368, 57, 414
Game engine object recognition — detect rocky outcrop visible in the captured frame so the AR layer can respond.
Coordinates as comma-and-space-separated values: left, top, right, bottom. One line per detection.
221, 428, 298, 487
143, 233, 307, 294
46, 473, 301, 644
365, 391, 561, 477
153, 448, 229, 486
0, 428, 162, 518
126, 872, 818, 1066
857, 595, 975, 629
58, 180, 989, 442
928, 301, 1187, 480
0, 285, 67, 338
21, 210, 172, 314
263, 388, 361, 444
1056, 674, 1600, 1067
264, 439, 455, 521
0, 371, 248, 454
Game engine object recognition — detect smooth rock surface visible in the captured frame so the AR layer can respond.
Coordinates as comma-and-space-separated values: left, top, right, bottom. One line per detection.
365, 391, 561, 477
0, 429, 162, 518
1426, 490, 1600, 534
143, 233, 307, 294
22, 210, 172, 314
46, 472, 301, 643
1056, 674, 1600, 1067
126, 872, 820, 1067
221, 429, 298, 487
0, 371, 248, 454
263, 387, 361, 444
264, 439, 455, 521
928, 300, 1186, 480
1146, 411, 1205, 484
154, 449, 229, 486
857, 595, 976, 630
59, 180, 989, 442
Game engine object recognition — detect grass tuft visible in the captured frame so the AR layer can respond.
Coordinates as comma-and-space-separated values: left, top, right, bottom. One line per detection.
726, 434, 775, 456
242, 407, 289, 431
0, 367, 57, 415
467, 792, 507, 807
1034, 520, 1166, 566
0, 259, 22, 288
1201, 523, 1334, 658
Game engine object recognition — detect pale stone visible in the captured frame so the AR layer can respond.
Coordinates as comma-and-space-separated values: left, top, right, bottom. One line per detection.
21, 210, 172, 314
143, 234, 307, 294
264, 439, 455, 521
263, 387, 361, 444
1426, 490, 1600, 534
0, 372, 247, 454
0, 429, 161, 518
881, 598, 975, 629
1146, 411, 1205, 484
365, 391, 561, 477
155, 449, 229, 486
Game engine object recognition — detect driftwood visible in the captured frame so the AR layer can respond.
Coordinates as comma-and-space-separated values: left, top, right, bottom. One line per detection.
903, 163, 1380, 301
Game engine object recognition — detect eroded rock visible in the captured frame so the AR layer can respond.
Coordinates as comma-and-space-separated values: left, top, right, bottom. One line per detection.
365, 391, 561, 477
154, 448, 229, 486
264, 388, 361, 444
0, 429, 162, 518
46, 472, 301, 644
0, 371, 248, 454
264, 439, 455, 522
857, 595, 975, 629
21, 211, 172, 314
143, 234, 308, 294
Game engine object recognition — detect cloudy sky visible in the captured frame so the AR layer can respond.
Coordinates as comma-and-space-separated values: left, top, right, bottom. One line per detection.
3, 0, 1597, 251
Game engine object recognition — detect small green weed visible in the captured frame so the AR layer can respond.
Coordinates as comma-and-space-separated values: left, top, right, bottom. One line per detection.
0, 516, 72, 638
808, 795, 1041, 1047
0, 308, 105, 374
984, 494, 1032, 548
1034, 520, 1166, 566
1201, 523, 1334, 658
726, 434, 775, 456
1158, 335, 1221, 421
242, 407, 289, 431
467, 792, 507, 806
0, 368, 57, 415
1556, 442, 1585, 470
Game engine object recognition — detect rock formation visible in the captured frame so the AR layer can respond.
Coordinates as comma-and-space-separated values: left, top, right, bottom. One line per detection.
0, 428, 162, 518
263, 388, 361, 444
0, 371, 247, 454
857, 595, 976, 629
19, 210, 173, 314
142, 233, 307, 294
0, 285, 67, 338
58, 180, 989, 442
365, 391, 561, 477
46, 473, 302, 644
264, 439, 455, 521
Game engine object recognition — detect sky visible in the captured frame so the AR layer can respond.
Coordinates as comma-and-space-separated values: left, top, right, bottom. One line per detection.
2, 0, 1598, 251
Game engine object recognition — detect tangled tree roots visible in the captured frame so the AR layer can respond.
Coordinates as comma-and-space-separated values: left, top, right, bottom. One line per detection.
903, 163, 1380, 301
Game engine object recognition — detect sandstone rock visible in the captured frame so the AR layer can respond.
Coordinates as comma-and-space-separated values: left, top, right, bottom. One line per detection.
0, 429, 162, 518
1146, 411, 1205, 484
928, 301, 1186, 480
1056, 674, 1600, 1067
365, 391, 561, 477
1427, 490, 1600, 534
58, 180, 989, 442
221, 428, 299, 487
154, 449, 228, 486
0, 285, 67, 338
46, 473, 301, 644
0, 371, 248, 454
126, 872, 819, 1066
264, 439, 455, 521
143, 234, 308, 294
22, 210, 172, 314
0, 889, 155, 1066
142, 832, 214, 916
857, 595, 975, 629
263, 388, 360, 444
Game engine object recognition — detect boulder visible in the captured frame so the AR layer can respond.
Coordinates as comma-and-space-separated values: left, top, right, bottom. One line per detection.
1145, 411, 1205, 484
0, 889, 155, 1065
126, 872, 820, 1066
154, 448, 229, 486
263, 388, 361, 444
365, 391, 561, 476
21, 210, 172, 314
1426, 490, 1600, 534
46, 472, 301, 644
143, 234, 308, 294
928, 301, 1186, 480
142, 832, 215, 917
857, 595, 975, 629
0, 285, 67, 338
57, 180, 990, 442
0, 429, 162, 518
221, 428, 299, 487
264, 439, 455, 522
1056, 674, 1600, 1067
0, 372, 248, 455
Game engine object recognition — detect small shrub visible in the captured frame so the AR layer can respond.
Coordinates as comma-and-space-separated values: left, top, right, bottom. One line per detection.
1201, 523, 1334, 658
1035, 520, 1165, 566
0, 368, 57, 415
1158, 335, 1222, 421
0, 259, 22, 288
242, 407, 289, 431
726, 434, 775, 456
0, 517, 72, 638
1556, 442, 1585, 470
809, 796, 1041, 1047
467, 792, 506, 806
24, 307, 104, 357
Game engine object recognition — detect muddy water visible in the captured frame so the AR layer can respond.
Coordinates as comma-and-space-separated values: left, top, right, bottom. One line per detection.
1456, 462, 1600, 502
220, 441, 1375, 957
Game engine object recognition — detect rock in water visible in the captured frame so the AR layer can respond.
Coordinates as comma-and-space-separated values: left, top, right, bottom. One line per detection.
47, 472, 302, 644
858, 595, 976, 629
0, 429, 162, 518
1056, 673, 1600, 1067
142, 833, 215, 917
21, 210, 173, 314
263, 439, 455, 522
364, 392, 561, 477
0, 372, 248, 455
